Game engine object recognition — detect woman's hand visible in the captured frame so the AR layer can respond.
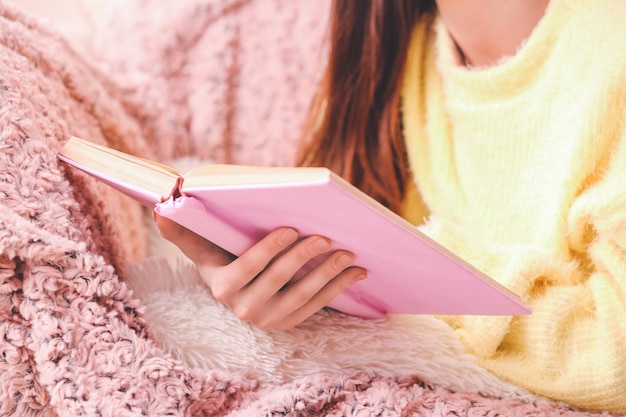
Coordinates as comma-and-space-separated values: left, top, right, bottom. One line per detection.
154, 214, 367, 330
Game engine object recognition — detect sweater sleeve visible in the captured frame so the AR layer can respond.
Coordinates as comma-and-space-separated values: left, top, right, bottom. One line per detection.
422, 121, 626, 412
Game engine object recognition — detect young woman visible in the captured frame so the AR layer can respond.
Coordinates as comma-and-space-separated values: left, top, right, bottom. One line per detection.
156, 0, 626, 412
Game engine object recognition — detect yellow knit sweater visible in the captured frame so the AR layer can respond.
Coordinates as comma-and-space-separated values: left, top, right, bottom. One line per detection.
401, 0, 626, 412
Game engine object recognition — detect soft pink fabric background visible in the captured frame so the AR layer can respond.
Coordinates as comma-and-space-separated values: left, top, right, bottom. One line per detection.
93, 0, 331, 167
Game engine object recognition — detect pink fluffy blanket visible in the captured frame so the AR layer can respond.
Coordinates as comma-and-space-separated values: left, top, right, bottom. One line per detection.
0, 1, 620, 416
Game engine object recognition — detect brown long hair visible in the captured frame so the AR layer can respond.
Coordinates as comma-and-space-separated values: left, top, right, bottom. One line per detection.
296, 0, 434, 214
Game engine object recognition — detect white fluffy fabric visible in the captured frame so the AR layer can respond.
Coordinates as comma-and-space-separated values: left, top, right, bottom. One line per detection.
125, 255, 534, 400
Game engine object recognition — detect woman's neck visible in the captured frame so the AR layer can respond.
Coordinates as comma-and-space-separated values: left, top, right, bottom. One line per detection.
435, 0, 550, 67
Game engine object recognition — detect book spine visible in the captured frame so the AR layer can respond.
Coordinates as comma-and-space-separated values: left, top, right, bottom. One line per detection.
154, 195, 256, 256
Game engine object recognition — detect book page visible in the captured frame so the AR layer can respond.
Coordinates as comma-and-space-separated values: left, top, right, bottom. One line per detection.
60, 137, 181, 199
183, 164, 332, 188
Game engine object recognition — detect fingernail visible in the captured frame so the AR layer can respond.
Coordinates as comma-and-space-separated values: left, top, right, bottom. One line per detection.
334, 253, 354, 269
308, 237, 331, 254
278, 228, 298, 245
354, 273, 367, 281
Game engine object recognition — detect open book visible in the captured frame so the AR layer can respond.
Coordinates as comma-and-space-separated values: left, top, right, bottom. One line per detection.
58, 136, 530, 318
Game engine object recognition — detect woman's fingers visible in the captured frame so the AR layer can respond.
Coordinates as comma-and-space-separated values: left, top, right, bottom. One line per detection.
264, 254, 368, 330
209, 227, 300, 300
229, 248, 366, 330
230, 235, 332, 307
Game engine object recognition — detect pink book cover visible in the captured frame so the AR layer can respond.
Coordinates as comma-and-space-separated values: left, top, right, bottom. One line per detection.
59, 147, 531, 319
156, 175, 530, 318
